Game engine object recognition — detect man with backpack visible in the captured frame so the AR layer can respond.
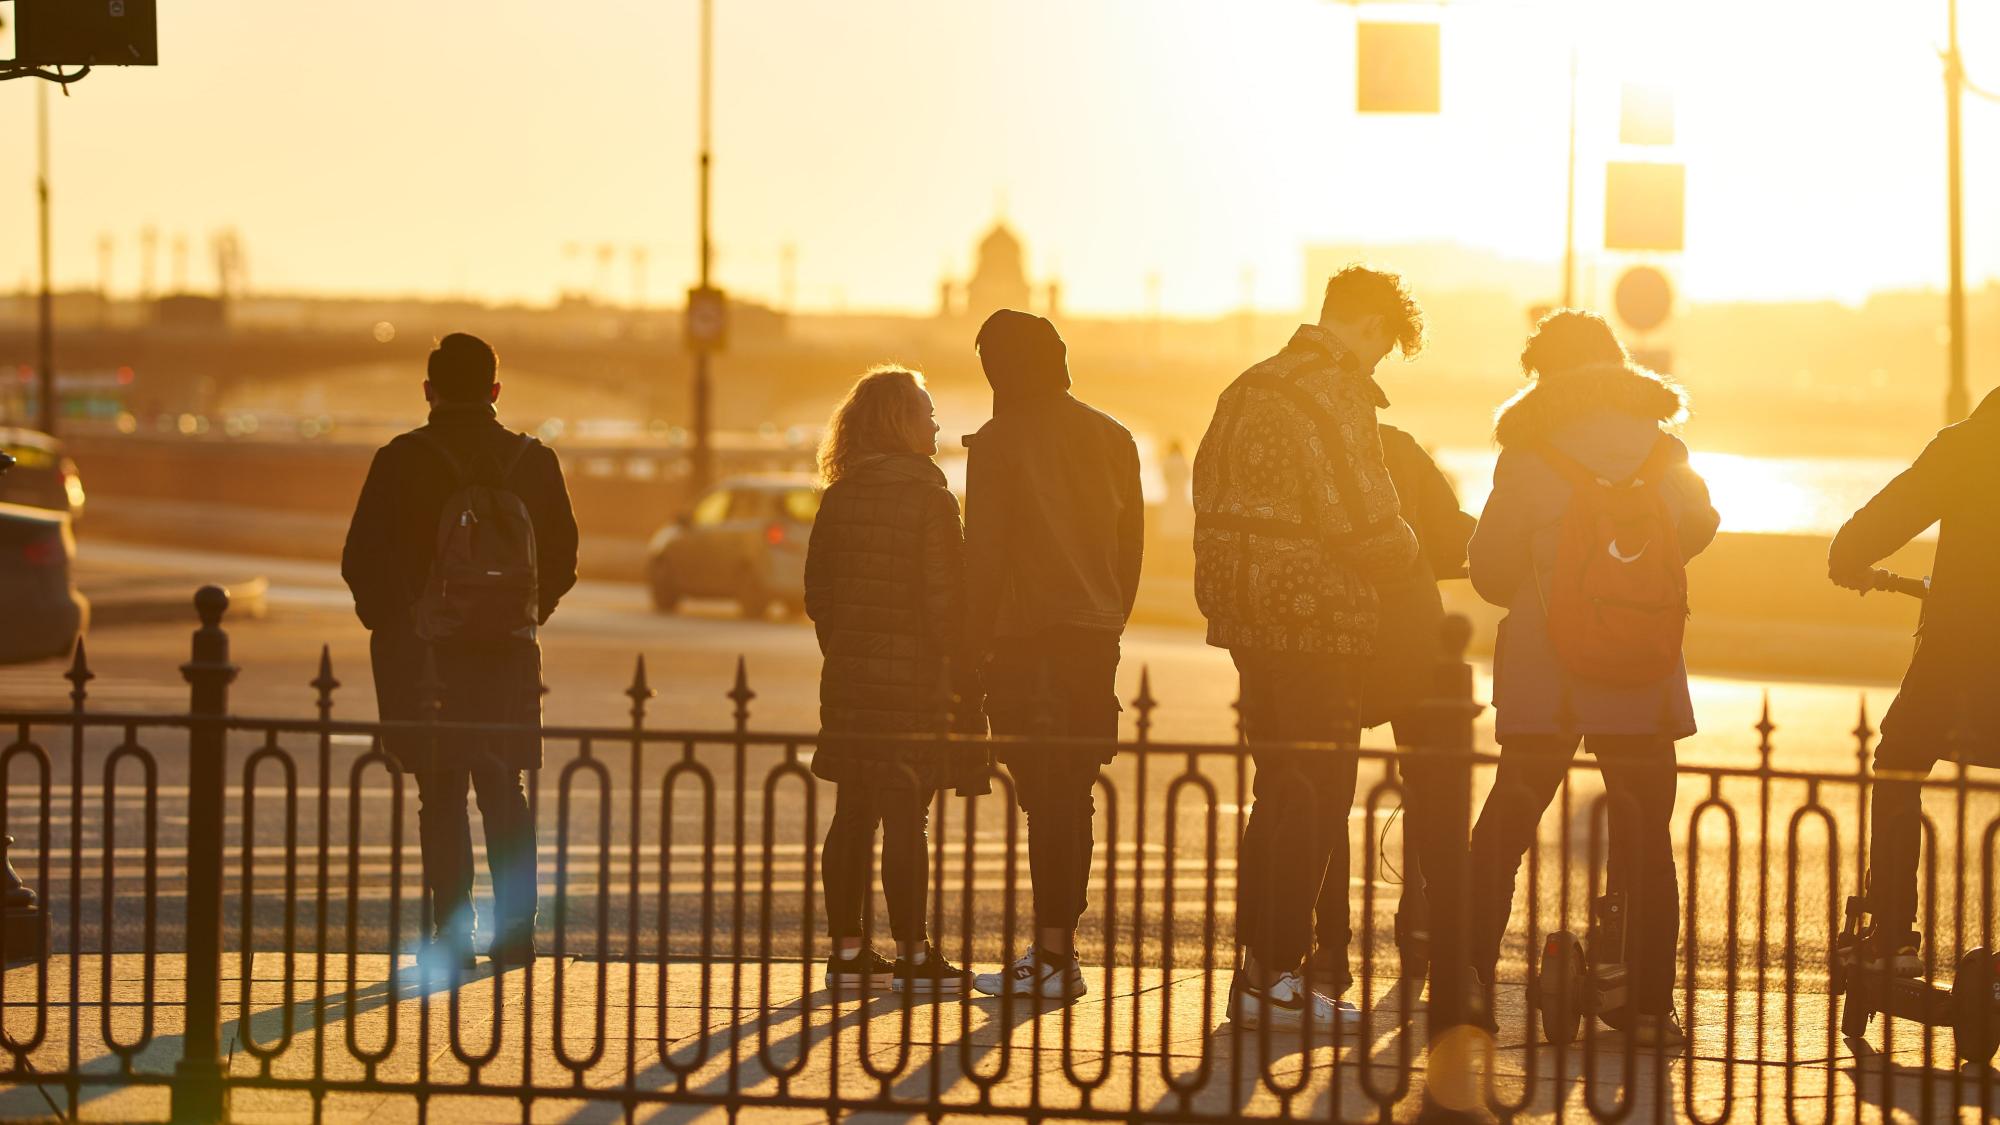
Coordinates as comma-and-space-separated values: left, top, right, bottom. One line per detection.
1465, 311, 1718, 1047
1193, 266, 1423, 1033
1828, 386, 2000, 977
342, 333, 579, 971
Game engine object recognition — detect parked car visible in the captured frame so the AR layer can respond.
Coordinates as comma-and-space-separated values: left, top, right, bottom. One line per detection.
646, 475, 819, 618
0, 452, 87, 664
0, 427, 85, 521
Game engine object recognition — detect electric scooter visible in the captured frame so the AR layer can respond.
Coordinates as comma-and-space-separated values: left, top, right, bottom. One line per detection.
1825, 568, 2000, 1067
1534, 892, 1631, 1043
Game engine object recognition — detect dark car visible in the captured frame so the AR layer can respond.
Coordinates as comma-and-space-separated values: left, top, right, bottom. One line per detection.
0, 427, 86, 521
646, 475, 819, 618
0, 450, 87, 664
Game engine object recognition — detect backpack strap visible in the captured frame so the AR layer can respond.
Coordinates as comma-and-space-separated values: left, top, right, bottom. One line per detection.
412, 429, 538, 487
410, 430, 470, 488
497, 433, 539, 484
1629, 434, 1679, 488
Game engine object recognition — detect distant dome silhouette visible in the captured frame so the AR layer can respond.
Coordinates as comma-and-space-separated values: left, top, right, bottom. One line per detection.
966, 221, 1032, 319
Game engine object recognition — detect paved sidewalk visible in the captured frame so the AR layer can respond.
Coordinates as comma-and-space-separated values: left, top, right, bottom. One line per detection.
4, 954, 1997, 1122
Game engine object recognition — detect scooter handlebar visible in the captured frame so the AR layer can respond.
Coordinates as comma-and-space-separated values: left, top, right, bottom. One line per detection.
1866, 570, 1930, 600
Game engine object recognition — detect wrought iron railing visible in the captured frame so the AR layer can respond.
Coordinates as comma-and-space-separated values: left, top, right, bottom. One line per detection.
1, 586, 1997, 1123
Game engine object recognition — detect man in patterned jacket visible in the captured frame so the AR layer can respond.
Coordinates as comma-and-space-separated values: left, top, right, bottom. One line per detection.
1193, 266, 1423, 1033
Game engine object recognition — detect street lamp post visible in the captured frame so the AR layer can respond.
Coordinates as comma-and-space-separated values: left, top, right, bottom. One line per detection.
1943, 0, 1969, 423
1561, 38, 1579, 310
36, 81, 57, 436
689, 0, 716, 495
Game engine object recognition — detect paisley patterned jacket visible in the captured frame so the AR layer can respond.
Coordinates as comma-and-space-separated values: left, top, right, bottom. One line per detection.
1191, 325, 1418, 655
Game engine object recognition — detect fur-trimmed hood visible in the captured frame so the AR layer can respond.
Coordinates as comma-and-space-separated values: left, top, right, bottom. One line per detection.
1492, 362, 1689, 448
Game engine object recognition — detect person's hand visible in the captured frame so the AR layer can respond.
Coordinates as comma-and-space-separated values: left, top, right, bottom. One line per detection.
1828, 565, 1874, 593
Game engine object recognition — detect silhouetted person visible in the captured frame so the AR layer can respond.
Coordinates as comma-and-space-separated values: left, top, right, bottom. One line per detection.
1158, 437, 1194, 537
1311, 422, 1475, 1019
341, 333, 579, 971
805, 366, 985, 996
1829, 386, 2000, 975
1466, 311, 1717, 1047
1195, 266, 1422, 1033
964, 310, 1143, 1001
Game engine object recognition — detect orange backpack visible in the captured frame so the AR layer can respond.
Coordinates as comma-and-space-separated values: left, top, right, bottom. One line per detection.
1538, 437, 1688, 686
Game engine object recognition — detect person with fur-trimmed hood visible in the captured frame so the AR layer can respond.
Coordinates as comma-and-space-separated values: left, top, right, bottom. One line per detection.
1465, 311, 1719, 1047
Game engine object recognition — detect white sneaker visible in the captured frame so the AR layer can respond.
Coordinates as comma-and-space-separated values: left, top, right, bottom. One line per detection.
972, 948, 1087, 999
1229, 970, 1361, 1034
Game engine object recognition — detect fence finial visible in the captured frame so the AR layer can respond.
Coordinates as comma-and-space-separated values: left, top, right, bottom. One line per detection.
627, 654, 654, 726
311, 645, 340, 717
1755, 691, 1776, 763
1852, 694, 1873, 773
64, 639, 93, 712
1132, 665, 1156, 743
729, 655, 755, 729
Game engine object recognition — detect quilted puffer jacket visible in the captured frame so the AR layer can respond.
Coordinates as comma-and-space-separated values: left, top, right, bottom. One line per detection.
804, 453, 987, 793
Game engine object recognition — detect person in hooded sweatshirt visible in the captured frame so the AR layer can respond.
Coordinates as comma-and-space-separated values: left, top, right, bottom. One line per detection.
805, 366, 987, 997
963, 311, 1144, 1001
1466, 310, 1719, 1047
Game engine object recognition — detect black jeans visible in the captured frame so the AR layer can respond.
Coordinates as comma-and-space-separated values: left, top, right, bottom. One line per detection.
1313, 714, 1470, 1015
1468, 734, 1680, 1015
414, 765, 538, 948
1234, 651, 1359, 980
1865, 733, 1942, 944
821, 781, 935, 944
987, 628, 1121, 933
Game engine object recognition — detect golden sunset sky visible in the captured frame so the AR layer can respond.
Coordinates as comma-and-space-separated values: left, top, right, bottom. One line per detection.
4, 0, 1996, 315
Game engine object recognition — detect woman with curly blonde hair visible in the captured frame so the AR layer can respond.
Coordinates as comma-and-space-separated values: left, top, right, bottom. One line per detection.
804, 366, 985, 995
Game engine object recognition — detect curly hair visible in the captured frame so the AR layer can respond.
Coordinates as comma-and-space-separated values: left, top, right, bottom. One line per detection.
1319, 266, 1426, 358
1521, 309, 1628, 376
816, 366, 929, 486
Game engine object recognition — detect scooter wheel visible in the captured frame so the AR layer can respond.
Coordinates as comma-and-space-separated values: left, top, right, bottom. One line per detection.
1951, 948, 1999, 1067
1839, 992, 1874, 1039
1537, 932, 1585, 1045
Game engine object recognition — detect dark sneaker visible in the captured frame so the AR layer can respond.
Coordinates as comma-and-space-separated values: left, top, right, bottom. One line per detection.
894, 944, 970, 996
488, 939, 536, 968
824, 947, 896, 993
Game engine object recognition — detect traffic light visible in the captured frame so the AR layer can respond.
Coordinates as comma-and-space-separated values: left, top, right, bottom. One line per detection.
14, 0, 159, 66
1356, 21, 1440, 114
1604, 161, 1684, 252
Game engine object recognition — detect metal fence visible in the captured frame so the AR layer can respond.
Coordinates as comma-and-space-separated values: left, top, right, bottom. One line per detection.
2, 586, 1999, 1123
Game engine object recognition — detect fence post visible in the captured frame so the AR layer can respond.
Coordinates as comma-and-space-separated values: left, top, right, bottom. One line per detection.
1417, 613, 1483, 1123
171, 586, 237, 1125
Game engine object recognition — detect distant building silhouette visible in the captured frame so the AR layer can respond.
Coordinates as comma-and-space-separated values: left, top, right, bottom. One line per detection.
939, 220, 1058, 322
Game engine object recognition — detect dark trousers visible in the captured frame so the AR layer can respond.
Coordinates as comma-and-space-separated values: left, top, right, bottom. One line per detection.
1468, 734, 1680, 1015
414, 765, 538, 947
1313, 715, 1470, 1014
1865, 734, 1942, 943
821, 780, 935, 944
987, 628, 1121, 933
1234, 651, 1359, 980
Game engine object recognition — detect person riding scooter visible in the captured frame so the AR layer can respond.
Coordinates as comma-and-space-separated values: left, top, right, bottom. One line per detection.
1828, 387, 2000, 974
